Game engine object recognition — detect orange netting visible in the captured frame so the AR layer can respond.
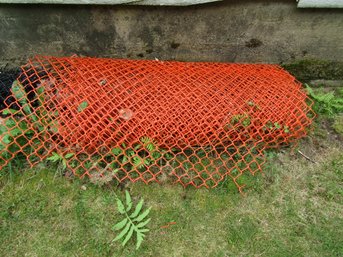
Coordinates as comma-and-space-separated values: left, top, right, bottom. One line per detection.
0, 56, 314, 191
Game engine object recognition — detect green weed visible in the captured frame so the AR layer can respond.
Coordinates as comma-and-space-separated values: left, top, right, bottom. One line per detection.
112, 190, 151, 249
306, 84, 343, 116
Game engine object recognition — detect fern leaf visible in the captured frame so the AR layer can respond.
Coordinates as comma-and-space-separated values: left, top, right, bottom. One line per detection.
46, 152, 59, 162
136, 232, 144, 249
134, 144, 142, 150
77, 101, 88, 112
113, 193, 151, 249
146, 143, 155, 152
61, 159, 67, 170
10, 128, 22, 137
36, 85, 45, 95
127, 149, 135, 157
122, 225, 134, 246
2, 109, 17, 115
116, 197, 126, 214
133, 156, 144, 169
113, 218, 128, 231
305, 84, 314, 96
12, 81, 34, 117
138, 228, 149, 233
141, 137, 157, 152
133, 207, 151, 222
122, 156, 128, 164
137, 218, 151, 228
113, 222, 131, 242
12, 81, 27, 104
144, 158, 152, 166
152, 151, 161, 160
125, 190, 132, 212
332, 102, 343, 110
140, 137, 150, 144
130, 199, 144, 218
111, 147, 122, 156
2, 134, 11, 145
64, 153, 74, 159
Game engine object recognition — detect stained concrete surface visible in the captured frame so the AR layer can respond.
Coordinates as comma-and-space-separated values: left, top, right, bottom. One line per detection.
0, 0, 342, 70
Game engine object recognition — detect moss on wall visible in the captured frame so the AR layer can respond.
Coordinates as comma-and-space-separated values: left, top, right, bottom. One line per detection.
282, 59, 343, 82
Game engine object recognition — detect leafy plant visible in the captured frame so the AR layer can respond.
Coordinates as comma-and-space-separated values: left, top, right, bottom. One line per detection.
262, 121, 290, 133
230, 113, 251, 127
110, 137, 163, 172
47, 152, 74, 170
112, 190, 151, 249
0, 80, 59, 166
306, 84, 343, 116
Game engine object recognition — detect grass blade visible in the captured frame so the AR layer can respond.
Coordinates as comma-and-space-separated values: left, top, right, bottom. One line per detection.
64, 153, 74, 159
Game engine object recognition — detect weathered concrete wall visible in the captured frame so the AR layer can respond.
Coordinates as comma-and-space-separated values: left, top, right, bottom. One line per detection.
298, 0, 343, 8
0, 0, 343, 71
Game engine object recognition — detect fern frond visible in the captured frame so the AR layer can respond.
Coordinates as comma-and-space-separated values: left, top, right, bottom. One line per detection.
140, 137, 157, 152
47, 152, 63, 162
133, 156, 145, 169
113, 191, 151, 249
140, 136, 151, 144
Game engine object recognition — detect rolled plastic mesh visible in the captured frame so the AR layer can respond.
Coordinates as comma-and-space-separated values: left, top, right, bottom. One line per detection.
0, 56, 314, 191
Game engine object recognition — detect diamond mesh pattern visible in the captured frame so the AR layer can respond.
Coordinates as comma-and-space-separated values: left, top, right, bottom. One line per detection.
0, 56, 314, 191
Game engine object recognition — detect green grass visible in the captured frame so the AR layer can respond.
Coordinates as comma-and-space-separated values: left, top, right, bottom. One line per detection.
0, 141, 342, 256
333, 114, 343, 136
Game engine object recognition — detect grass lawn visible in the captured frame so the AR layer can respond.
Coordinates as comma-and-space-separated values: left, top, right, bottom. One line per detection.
1, 102, 343, 256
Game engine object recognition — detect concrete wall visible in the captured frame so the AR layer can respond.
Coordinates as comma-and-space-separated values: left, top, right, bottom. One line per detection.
298, 0, 343, 8
0, 0, 343, 69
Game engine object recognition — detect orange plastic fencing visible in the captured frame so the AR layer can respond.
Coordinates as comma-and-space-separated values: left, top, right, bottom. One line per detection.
0, 56, 314, 191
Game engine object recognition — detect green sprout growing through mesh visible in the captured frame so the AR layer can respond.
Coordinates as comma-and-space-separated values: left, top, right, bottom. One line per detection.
110, 137, 167, 172
46, 152, 75, 170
